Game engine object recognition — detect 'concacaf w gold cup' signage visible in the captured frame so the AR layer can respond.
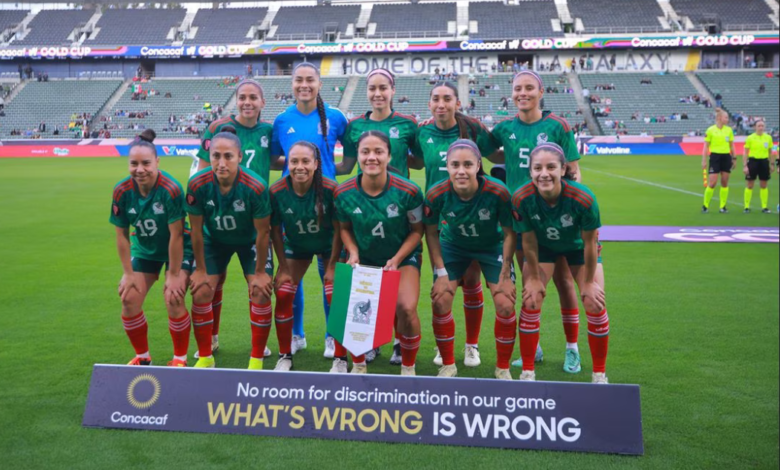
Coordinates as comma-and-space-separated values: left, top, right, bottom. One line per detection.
83, 365, 643, 454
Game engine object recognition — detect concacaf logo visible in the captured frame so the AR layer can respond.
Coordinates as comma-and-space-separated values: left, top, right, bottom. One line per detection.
127, 374, 161, 409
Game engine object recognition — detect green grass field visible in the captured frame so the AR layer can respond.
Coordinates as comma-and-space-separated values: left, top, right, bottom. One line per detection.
1, 155, 778, 469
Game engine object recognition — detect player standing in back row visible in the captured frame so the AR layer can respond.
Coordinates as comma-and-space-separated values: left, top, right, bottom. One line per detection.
490, 70, 584, 373
702, 108, 736, 214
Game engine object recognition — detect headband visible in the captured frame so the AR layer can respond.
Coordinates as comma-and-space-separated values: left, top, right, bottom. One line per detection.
367, 69, 395, 86
447, 139, 482, 159
513, 70, 543, 90
236, 79, 264, 96
531, 142, 565, 157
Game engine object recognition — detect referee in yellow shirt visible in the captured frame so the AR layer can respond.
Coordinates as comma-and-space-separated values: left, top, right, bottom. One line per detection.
702, 109, 736, 213
742, 120, 778, 213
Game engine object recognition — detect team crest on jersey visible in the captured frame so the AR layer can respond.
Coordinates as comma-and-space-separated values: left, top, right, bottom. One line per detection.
561, 214, 573, 227
261, 136, 269, 148
233, 200, 246, 212
387, 204, 400, 218
537, 133, 548, 145
152, 202, 165, 215
389, 127, 400, 139
479, 208, 491, 221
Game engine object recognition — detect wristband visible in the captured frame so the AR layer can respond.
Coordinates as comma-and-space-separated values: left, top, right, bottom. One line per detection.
435, 267, 448, 278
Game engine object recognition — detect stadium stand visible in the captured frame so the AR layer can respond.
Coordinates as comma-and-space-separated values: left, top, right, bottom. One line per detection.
14, 9, 93, 46
88, 8, 186, 46
185, 7, 267, 44
370, 3, 456, 37
697, 71, 780, 132
259, 77, 348, 119
578, 72, 713, 136
670, 0, 774, 29
0, 10, 28, 37
569, 0, 665, 32
98, 79, 236, 139
0, 79, 121, 138
349, 76, 439, 121
468, 1, 561, 39
272, 5, 360, 40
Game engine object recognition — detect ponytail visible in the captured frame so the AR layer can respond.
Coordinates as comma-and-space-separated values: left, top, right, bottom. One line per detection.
315, 94, 329, 153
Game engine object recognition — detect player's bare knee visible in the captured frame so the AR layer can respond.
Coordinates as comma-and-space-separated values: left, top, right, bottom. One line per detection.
495, 297, 514, 317
431, 295, 453, 315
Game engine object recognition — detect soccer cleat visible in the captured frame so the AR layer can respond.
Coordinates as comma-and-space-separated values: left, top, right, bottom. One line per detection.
323, 336, 336, 359
193, 356, 215, 368
592, 372, 609, 384
389, 343, 402, 365
519, 370, 536, 381
194, 335, 219, 359
291, 335, 307, 355
400, 365, 416, 376
351, 362, 368, 374
535, 344, 544, 363
495, 368, 512, 380
365, 347, 380, 363
437, 364, 458, 378
744, 208, 751, 214
264, 346, 272, 357
563, 349, 582, 374
247, 357, 263, 370
167, 359, 187, 367
128, 357, 152, 366
701, 205, 709, 214
463, 345, 481, 368
273, 354, 293, 372
719, 207, 728, 214
329, 358, 348, 374
762, 208, 772, 214
432, 347, 443, 366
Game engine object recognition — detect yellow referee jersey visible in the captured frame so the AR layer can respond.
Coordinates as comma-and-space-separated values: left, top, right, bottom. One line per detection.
744, 132, 775, 160
705, 125, 734, 154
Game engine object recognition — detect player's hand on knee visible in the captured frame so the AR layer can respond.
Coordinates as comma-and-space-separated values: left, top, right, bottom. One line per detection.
118, 273, 143, 303
497, 278, 517, 305
189, 269, 212, 296
581, 282, 606, 312
251, 272, 273, 299
274, 266, 293, 291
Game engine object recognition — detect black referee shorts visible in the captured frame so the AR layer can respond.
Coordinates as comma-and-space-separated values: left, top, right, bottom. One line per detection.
708, 153, 734, 174
746, 158, 771, 181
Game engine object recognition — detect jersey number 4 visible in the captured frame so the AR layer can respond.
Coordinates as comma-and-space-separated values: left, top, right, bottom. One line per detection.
372, 222, 385, 239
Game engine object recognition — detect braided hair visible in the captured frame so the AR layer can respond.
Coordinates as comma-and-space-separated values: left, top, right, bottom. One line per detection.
293, 62, 329, 152
289, 140, 325, 226
430, 82, 481, 140
129, 129, 157, 157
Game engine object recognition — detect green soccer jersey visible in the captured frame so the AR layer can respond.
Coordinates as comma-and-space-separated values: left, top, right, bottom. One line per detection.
414, 120, 497, 193
342, 111, 418, 176
110, 171, 189, 262
491, 111, 581, 191
197, 115, 274, 183
512, 180, 600, 254
186, 167, 271, 246
270, 175, 338, 255
335, 173, 424, 263
424, 175, 512, 250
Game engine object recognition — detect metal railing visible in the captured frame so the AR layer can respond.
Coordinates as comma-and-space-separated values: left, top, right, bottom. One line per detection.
271, 33, 323, 41
368, 30, 452, 39
579, 25, 670, 35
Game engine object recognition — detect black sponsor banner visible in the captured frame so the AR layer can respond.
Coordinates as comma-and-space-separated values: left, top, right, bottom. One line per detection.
83, 365, 643, 455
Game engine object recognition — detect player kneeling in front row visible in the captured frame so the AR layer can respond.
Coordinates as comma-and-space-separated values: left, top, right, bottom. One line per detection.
513, 143, 610, 384
110, 130, 194, 367
269, 141, 342, 371
424, 140, 518, 379
186, 129, 274, 370
333, 130, 425, 375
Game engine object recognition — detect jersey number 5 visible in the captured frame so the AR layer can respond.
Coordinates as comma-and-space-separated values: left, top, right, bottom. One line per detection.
519, 148, 530, 168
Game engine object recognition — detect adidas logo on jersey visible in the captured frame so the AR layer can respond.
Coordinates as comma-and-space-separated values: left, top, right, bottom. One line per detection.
207, 200, 215, 206
353, 207, 363, 214
287, 127, 296, 134
427, 138, 434, 144
447, 212, 457, 217
509, 134, 516, 140
285, 208, 294, 214
532, 214, 541, 220
128, 208, 137, 214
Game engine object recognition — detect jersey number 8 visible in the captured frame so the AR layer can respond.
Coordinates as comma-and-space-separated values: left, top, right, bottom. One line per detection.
546, 227, 560, 240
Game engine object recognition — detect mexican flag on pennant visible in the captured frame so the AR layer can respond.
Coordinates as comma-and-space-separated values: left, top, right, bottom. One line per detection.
328, 262, 400, 356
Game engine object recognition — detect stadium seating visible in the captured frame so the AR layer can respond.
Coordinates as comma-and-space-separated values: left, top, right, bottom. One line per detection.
0, 79, 121, 138
670, 0, 774, 29
370, 3, 456, 37
578, 72, 712, 135
185, 7, 267, 44
468, 1, 561, 39
696, 71, 780, 131
259, 77, 348, 120
272, 5, 360, 40
569, 0, 665, 32
98, 79, 236, 139
88, 8, 186, 46
14, 9, 93, 46
0, 10, 28, 35
348, 76, 440, 121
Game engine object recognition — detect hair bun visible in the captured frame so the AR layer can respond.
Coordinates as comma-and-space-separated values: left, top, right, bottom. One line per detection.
220, 125, 237, 135
138, 129, 157, 143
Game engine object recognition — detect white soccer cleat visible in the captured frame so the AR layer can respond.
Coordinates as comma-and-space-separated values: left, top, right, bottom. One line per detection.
194, 335, 219, 359
350, 362, 368, 374
400, 365, 416, 376
463, 345, 481, 368
432, 347, 443, 366
437, 364, 458, 378
273, 354, 293, 372
519, 370, 536, 381
329, 358, 348, 374
389, 343, 402, 365
264, 346, 272, 357
592, 372, 609, 384
291, 335, 307, 355
494, 367, 512, 380
323, 336, 336, 359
